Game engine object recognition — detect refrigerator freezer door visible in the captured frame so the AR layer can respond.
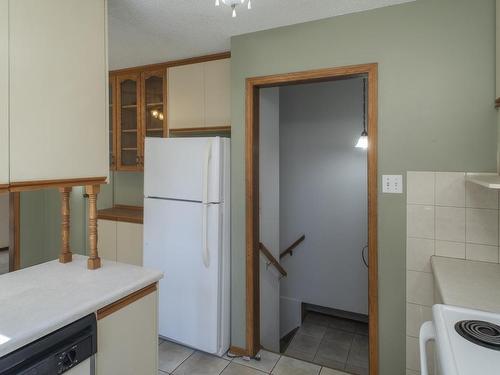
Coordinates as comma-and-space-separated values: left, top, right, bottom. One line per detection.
144, 137, 223, 203
143, 197, 222, 354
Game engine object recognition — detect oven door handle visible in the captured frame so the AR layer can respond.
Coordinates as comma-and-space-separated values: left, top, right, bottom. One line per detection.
419, 321, 435, 375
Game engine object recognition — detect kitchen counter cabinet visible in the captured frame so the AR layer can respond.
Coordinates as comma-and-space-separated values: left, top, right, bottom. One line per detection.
96, 285, 158, 375
431, 256, 500, 314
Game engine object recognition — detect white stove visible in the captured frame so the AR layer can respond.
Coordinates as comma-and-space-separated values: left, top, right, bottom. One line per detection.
420, 304, 500, 375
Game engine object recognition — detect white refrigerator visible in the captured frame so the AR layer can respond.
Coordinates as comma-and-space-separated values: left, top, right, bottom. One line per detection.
143, 137, 230, 356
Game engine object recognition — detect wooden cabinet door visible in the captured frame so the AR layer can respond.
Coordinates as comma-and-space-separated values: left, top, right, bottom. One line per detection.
109, 76, 117, 171
204, 59, 231, 128
8, 0, 107, 183
117, 74, 141, 171
97, 219, 117, 262
168, 63, 204, 129
116, 222, 143, 266
0, 0, 8, 187
96, 290, 158, 375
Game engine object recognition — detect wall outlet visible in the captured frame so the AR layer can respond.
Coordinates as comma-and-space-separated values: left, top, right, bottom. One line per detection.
382, 175, 403, 193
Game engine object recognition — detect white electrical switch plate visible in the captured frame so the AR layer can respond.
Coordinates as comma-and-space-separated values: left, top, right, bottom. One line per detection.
382, 175, 403, 193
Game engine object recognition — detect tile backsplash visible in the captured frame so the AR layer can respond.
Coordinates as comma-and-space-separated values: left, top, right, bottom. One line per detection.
406, 171, 500, 375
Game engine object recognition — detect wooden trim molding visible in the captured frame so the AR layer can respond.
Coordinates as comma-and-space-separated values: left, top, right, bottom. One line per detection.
110, 52, 231, 76
97, 205, 144, 224
169, 126, 231, 135
86, 184, 101, 270
8, 176, 107, 192
97, 283, 157, 320
228, 346, 248, 357
244, 63, 379, 375
495, 97, 500, 109
59, 187, 73, 263
0, 184, 8, 193
9, 192, 20, 272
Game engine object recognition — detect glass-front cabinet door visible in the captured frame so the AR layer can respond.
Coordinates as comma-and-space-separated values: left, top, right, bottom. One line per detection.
117, 74, 141, 171
142, 70, 167, 140
109, 76, 117, 170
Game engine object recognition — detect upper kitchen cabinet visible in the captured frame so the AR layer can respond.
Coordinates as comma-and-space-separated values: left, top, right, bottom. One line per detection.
168, 58, 231, 132
168, 62, 205, 130
204, 59, 231, 128
142, 70, 168, 139
8, 0, 108, 185
117, 74, 141, 171
0, 0, 8, 190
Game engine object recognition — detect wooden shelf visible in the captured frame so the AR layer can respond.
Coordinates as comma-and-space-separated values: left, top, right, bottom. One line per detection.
122, 129, 138, 133
146, 102, 163, 107
121, 104, 137, 109
467, 173, 500, 189
169, 126, 231, 134
121, 147, 138, 151
146, 128, 163, 132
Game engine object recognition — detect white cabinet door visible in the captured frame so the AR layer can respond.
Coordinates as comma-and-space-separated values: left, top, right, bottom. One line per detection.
204, 59, 231, 128
8, 0, 108, 183
97, 219, 117, 262
96, 290, 158, 375
116, 222, 143, 266
0, 0, 8, 187
168, 62, 204, 129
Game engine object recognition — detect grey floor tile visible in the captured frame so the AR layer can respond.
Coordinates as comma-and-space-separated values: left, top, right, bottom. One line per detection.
297, 322, 328, 339
346, 335, 368, 368
328, 318, 358, 333
233, 350, 280, 372
319, 368, 350, 375
158, 371, 170, 375
286, 334, 322, 357
344, 363, 369, 375
314, 339, 350, 368
159, 340, 194, 373
221, 362, 268, 375
271, 356, 321, 375
304, 313, 332, 328
284, 348, 316, 362
323, 329, 354, 349
355, 323, 369, 336
173, 351, 230, 375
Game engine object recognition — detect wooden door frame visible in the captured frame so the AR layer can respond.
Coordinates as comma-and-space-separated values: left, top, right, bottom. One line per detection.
243, 63, 379, 374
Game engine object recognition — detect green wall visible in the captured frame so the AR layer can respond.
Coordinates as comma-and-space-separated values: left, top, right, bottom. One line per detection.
230, 1, 496, 373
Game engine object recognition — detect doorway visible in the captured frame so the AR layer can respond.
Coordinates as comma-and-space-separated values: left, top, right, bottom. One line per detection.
244, 64, 378, 375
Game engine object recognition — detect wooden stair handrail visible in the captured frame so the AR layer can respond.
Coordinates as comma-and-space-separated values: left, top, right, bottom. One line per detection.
259, 243, 287, 277
280, 234, 306, 259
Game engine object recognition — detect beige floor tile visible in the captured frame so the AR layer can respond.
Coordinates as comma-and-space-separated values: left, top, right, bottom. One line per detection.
272, 356, 321, 375
221, 363, 268, 375
159, 340, 194, 373
233, 350, 280, 372
173, 351, 229, 375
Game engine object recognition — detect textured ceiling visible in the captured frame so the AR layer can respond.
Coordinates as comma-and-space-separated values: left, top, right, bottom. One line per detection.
108, 0, 415, 70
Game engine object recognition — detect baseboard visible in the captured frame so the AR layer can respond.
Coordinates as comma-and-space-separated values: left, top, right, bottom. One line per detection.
228, 346, 248, 356
303, 302, 368, 323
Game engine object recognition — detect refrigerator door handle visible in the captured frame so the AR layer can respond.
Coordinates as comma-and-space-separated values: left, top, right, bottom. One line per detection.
202, 140, 212, 268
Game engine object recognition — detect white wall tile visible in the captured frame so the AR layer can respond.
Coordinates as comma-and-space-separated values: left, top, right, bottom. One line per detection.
466, 179, 499, 209
406, 336, 420, 372
407, 238, 434, 272
435, 241, 465, 259
406, 303, 432, 338
435, 207, 465, 242
407, 270, 434, 306
466, 243, 499, 263
407, 172, 435, 205
435, 172, 465, 207
466, 208, 498, 246
407, 205, 435, 239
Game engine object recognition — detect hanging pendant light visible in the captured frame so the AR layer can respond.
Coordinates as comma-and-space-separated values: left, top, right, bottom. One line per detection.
355, 78, 368, 149
216, 0, 253, 17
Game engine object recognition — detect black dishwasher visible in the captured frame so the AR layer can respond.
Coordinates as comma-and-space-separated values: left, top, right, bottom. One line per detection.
0, 313, 97, 375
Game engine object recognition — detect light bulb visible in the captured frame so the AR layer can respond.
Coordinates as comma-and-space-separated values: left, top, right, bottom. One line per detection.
158, 113, 164, 121
248, 0, 251, 9
151, 109, 159, 118
215, 0, 220, 6
232, 7, 236, 17
355, 131, 368, 149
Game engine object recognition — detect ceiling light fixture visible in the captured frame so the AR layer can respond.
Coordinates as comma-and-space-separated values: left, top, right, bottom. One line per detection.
215, 0, 252, 18
355, 77, 368, 149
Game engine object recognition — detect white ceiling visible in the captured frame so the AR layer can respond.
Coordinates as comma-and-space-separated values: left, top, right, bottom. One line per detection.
108, 0, 414, 70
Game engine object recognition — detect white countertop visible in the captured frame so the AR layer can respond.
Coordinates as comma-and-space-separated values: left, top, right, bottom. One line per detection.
431, 256, 500, 314
0, 255, 163, 357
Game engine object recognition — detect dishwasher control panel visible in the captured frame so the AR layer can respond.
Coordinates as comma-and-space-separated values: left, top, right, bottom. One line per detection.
55, 336, 93, 374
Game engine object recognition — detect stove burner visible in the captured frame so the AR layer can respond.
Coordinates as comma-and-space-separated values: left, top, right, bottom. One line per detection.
455, 320, 500, 351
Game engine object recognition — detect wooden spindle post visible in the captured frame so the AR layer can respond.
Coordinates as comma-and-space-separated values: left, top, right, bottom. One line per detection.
86, 184, 101, 270
59, 187, 72, 263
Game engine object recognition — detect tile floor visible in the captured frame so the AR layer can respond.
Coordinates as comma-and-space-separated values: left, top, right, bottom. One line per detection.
158, 337, 352, 375
283, 312, 368, 375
